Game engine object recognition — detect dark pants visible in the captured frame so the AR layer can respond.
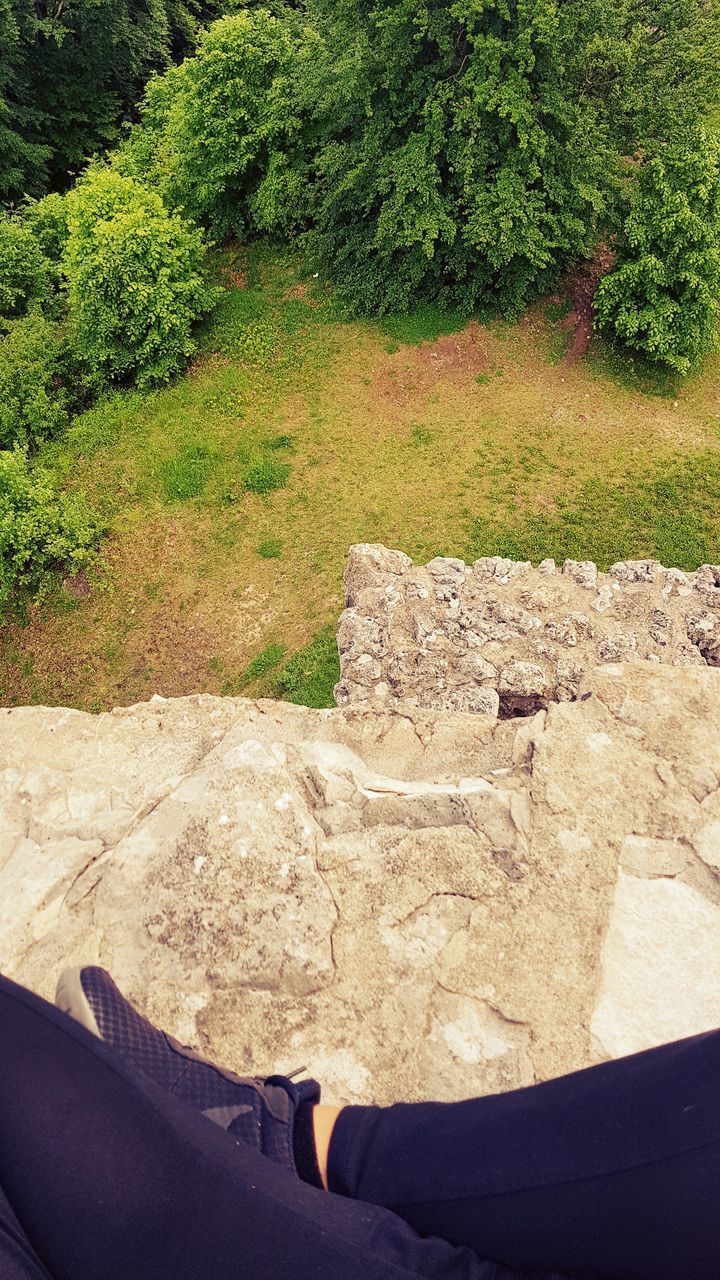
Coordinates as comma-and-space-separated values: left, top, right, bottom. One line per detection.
329, 1033, 720, 1279
0, 973, 718, 1280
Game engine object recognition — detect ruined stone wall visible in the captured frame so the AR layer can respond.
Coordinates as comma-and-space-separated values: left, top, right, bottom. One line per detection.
335, 544, 720, 717
2, 663, 720, 1102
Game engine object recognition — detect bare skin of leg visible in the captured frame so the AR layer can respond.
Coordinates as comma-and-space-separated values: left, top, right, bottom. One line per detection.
312, 1104, 343, 1190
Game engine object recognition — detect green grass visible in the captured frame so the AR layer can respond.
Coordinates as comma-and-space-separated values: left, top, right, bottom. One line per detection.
379, 303, 468, 345
159, 444, 220, 502
467, 451, 720, 571
410, 423, 433, 446
272, 625, 340, 708
3, 242, 720, 715
587, 334, 682, 399
266, 434, 295, 452
257, 537, 283, 559
241, 456, 291, 495
222, 642, 287, 694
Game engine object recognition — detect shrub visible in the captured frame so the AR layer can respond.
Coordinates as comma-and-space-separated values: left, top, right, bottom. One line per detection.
120, 11, 314, 237
65, 168, 219, 389
0, 449, 100, 616
0, 311, 74, 450
241, 456, 290, 494
595, 130, 720, 375
23, 193, 70, 267
0, 215, 51, 319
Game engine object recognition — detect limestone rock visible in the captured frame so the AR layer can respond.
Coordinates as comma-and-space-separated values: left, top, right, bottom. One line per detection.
335, 545, 720, 717
2, 662, 720, 1105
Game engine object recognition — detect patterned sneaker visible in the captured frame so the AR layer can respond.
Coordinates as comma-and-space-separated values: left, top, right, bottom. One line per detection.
55, 966, 320, 1176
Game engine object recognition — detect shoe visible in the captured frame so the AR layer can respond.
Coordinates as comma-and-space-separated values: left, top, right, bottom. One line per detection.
56, 965, 320, 1175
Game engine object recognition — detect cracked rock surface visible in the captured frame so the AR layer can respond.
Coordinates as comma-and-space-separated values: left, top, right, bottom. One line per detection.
335, 544, 720, 717
2, 661, 719, 1103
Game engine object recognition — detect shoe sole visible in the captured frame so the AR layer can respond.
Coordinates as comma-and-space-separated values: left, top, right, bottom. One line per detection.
56, 967, 101, 1039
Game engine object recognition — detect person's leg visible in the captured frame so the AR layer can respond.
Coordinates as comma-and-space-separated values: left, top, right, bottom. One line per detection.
326, 1030, 720, 1280
0, 1185, 52, 1280
0, 973, 530, 1280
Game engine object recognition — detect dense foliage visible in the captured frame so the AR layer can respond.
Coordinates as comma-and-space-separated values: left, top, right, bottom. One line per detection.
0, 311, 74, 449
0, 214, 51, 317
65, 169, 218, 387
118, 11, 315, 237
114, 0, 720, 328
0, 448, 100, 616
1, 0, 720, 610
305, 0, 720, 317
595, 131, 720, 375
301, 0, 617, 316
0, 0, 225, 203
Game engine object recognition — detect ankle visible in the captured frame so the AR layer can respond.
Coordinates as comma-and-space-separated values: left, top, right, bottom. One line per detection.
312, 1104, 343, 1191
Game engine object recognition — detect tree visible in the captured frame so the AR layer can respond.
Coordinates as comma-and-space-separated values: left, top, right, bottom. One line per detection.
0, 0, 228, 205
119, 10, 314, 238
64, 168, 218, 387
595, 130, 720, 375
0, 0, 50, 201
304, 0, 617, 316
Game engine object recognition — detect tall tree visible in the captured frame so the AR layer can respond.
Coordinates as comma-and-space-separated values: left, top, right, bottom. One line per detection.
305, 0, 617, 315
0, 0, 50, 201
0, 0, 226, 204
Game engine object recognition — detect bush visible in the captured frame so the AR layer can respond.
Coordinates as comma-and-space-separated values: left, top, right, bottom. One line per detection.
23, 193, 70, 269
0, 449, 100, 616
0, 215, 51, 319
65, 168, 219, 389
595, 131, 720, 375
120, 11, 313, 237
0, 311, 74, 450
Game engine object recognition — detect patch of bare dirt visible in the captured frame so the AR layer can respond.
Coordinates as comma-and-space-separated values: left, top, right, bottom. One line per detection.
558, 246, 614, 363
374, 321, 490, 403
283, 282, 318, 307
62, 570, 91, 599
187, 351, 231, 379
124, 599, 216, 696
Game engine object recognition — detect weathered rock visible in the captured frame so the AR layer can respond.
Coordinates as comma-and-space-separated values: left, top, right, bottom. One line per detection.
335, 545, 720, 716
2, 662, 719, 1106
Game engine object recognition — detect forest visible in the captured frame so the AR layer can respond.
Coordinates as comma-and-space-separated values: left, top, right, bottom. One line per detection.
1, 0, 720, 704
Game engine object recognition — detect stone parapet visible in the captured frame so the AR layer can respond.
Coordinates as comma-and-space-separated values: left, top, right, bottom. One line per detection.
334, 544, 720, 716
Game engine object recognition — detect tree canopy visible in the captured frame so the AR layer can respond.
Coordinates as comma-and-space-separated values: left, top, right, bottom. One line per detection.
0, 0, 225, 203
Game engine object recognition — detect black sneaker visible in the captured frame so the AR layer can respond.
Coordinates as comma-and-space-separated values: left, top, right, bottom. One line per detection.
56, 965, 320, 1175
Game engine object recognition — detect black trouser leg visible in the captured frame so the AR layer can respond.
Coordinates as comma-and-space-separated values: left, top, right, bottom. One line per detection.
0, 1185, 52, 1280
0, 974, 520, 1280
328, 1030, 720, 1280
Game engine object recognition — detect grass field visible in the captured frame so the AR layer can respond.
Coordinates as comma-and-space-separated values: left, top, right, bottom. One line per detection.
2, 243, 720, 711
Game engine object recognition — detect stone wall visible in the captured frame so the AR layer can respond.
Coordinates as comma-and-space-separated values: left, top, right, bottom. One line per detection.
2, 661, 720, 1104
334, 544, 720, 717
